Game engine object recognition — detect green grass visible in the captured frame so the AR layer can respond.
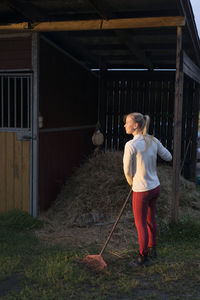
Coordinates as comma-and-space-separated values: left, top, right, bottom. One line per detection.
0, 210, 200, 299
0, 209, 43, 230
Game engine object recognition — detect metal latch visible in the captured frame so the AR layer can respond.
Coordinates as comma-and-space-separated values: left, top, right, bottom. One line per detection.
17, 131, 36, 141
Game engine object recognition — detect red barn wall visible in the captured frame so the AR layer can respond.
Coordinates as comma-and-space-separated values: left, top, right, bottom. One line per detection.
39, 37, 98, 211
0, 34, 32, 70
39, 129, 93, 211
39, 38, 98, 128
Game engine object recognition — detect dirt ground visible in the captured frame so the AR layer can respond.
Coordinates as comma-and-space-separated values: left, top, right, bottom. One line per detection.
35, 211, 139, 251
35, 206, 200, 253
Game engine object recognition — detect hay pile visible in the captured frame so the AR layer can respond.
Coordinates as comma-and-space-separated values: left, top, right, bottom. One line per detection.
49, 151, 129, 226
36, 151, 200, 248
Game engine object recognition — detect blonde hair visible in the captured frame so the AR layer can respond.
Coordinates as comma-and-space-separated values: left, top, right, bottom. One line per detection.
125, 112, 152, 151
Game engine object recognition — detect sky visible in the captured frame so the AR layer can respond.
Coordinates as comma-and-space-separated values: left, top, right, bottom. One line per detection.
190, 0, 200, 37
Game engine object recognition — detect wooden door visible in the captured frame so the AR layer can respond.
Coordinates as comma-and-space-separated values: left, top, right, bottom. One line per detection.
0, 132, 30, 212
0, 74, 32, 214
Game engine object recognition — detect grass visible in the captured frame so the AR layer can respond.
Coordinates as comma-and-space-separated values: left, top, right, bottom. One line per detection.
0, 210, 200, 299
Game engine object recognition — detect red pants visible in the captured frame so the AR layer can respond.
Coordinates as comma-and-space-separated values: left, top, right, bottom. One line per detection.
132, 186, 160, 256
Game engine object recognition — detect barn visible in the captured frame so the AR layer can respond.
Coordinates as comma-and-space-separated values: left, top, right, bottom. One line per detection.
0, 0, 199, 221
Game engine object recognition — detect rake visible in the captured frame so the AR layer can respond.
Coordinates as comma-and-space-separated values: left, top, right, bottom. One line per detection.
82, 188, 132, 271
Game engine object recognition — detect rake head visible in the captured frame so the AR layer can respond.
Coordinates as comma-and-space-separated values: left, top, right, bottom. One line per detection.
82, 254, 107, 271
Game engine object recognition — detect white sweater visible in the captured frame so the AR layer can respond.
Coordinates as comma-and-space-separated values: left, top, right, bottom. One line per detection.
123, 134, 172, 192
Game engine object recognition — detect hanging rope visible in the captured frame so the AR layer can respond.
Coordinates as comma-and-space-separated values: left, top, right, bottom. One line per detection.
97, 56, 101, 125
100, 18, 104, 30
97, 18, 104, 125
92, 18, 105, 150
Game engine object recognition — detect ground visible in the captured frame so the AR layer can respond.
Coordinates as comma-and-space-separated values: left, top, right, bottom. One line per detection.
0, 210, 200, 299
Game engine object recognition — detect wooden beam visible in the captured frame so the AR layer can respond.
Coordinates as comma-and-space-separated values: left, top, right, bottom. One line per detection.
33, 16, 186, 31
0, 23, 29, 31
0, 33, 31, 38
171, 26, 184, 222
183, 51, 200, 84
105, 63, 176, 69
0, 16, 185, 32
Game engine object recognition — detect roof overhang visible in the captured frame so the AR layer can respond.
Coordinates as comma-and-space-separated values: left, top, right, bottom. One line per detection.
0, 0, 199, 71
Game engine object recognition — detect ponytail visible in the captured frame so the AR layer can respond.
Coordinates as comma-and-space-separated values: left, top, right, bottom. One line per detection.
142, 115, 152, 151
142, 115, 150, 136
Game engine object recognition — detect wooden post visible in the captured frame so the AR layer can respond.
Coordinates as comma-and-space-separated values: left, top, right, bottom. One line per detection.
171, 26, 184, 222
32, 32, 39, 217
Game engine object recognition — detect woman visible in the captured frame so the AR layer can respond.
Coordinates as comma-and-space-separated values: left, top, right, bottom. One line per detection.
123, 112, 172, 266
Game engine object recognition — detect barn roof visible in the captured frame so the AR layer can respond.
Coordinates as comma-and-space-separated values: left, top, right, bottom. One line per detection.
0, 0, 200, 70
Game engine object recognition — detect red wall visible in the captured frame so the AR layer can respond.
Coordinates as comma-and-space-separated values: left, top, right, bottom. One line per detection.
0, 35, 32, 69
39, 38, 98, 128
39, 37, 98, 211
39, 129, 94, 211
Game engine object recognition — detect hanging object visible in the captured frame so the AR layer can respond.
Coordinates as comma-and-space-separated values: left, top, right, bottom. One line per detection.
92, 26, 105, 150
92, 122, 104, 146
92, 129, 104, 146
38, 112, 44, 128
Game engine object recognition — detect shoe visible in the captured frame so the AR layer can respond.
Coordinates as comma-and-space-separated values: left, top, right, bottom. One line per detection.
128, 254, 149, 267
148, 247, 157, 258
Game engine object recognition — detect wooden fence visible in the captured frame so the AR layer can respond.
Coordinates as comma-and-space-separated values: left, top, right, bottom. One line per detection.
99, 71, 199, 181
181, 77, 199, 179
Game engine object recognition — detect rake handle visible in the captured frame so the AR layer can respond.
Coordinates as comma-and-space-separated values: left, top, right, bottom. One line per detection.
99, 188, 133, 256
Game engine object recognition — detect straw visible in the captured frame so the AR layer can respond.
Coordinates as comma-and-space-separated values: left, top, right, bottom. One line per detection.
35, 151, 200, 247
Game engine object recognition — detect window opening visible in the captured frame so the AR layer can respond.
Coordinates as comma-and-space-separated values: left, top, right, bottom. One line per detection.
0, 74, 32, 130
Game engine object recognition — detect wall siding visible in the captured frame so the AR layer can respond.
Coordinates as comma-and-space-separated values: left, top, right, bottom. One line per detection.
100, 71, 175, 153
39, 129, 93, 211
39, 38, 98, 210
0, 36, 32, 70
39, 38, 98, 128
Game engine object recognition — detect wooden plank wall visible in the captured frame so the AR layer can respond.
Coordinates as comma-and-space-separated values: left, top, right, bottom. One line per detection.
101, 71, 175, 154
181, 77, 199, 180
0, 132, 30, 213
100, 71, 199, 181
